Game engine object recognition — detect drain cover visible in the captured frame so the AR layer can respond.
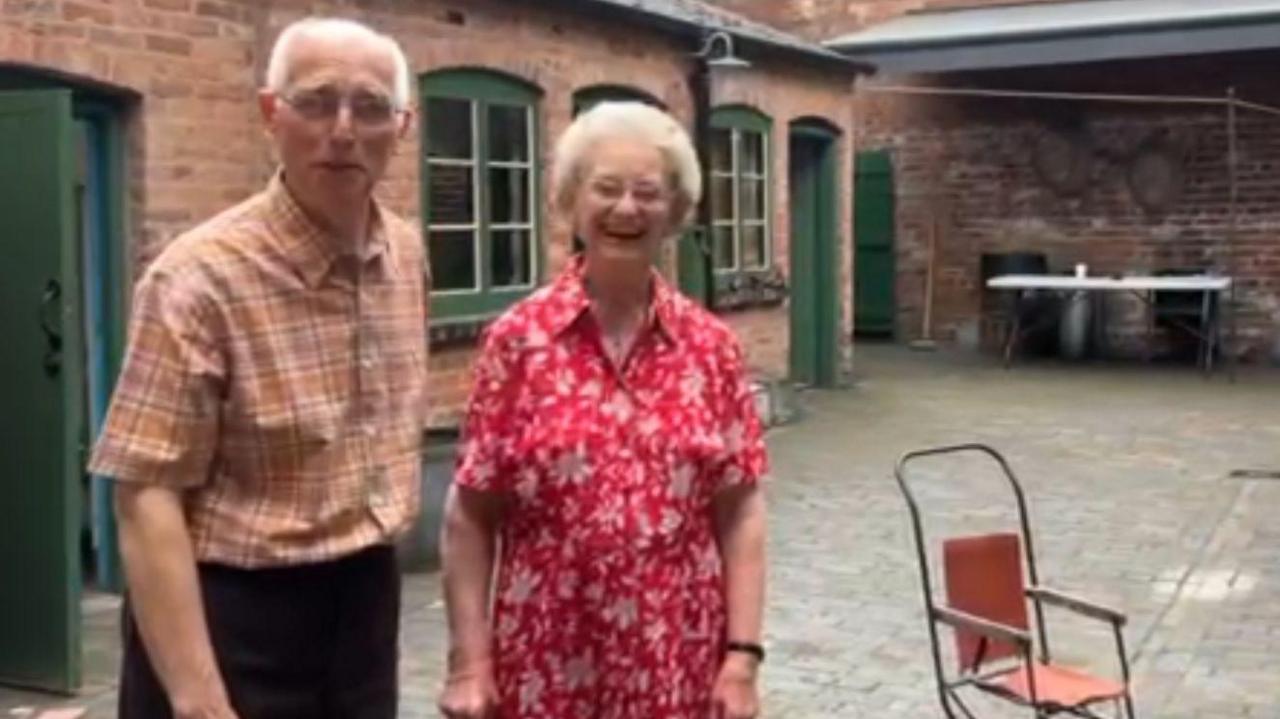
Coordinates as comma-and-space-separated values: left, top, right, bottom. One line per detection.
1228, 469, 1280, 480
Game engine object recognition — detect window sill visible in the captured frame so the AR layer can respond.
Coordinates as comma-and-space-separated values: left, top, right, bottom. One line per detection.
712, 267, 788, 312
427, 315, 493, 349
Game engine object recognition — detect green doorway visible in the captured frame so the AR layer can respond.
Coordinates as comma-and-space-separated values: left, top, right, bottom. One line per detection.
788, 120, 840, 387
0, 69, 130, 693
854, 150, 896, 337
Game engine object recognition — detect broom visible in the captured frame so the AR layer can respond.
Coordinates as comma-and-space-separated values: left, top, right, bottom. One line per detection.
909, 205, 938, 351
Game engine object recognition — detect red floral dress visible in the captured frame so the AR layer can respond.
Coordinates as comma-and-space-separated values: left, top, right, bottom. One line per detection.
455, 259, 768, 718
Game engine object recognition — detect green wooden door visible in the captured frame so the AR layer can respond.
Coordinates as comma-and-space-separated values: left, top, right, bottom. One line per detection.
854, 150, 896, 336
677, 227, 710, 307
788, 127, 839, 387
0, 89, 84, 693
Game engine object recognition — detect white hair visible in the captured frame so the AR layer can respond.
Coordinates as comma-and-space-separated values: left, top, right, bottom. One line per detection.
552, 101, 702, 224
265, 17, 411, 109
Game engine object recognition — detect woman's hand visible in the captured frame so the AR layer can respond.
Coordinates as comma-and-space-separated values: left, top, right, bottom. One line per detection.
712, 653, 760, 719
438, 659, 499, 719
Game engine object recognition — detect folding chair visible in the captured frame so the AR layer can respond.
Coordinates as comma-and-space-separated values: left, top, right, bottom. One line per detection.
894, 444, 1137, 719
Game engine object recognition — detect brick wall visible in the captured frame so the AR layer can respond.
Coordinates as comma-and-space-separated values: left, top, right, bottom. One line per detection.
1, 0, 858, 423
1, 0, 268, 270
856, 52, 1280, 362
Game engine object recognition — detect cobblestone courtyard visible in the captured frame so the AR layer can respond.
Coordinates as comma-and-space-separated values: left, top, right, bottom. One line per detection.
7, 346, 1279, 717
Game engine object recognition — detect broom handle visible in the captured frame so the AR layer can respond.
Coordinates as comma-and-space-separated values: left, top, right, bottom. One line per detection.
921, 209, 936, 339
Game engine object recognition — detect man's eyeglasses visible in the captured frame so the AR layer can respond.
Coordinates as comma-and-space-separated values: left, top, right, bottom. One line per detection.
278, 88, 401, 127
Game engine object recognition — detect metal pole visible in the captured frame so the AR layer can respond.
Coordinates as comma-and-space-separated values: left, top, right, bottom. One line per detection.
1227, 87, 1239, 382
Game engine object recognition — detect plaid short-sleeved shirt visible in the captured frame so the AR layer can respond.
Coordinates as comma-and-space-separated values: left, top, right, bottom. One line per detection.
90, 174, 429, 568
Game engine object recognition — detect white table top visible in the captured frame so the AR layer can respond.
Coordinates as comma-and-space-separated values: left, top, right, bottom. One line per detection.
987, 274, 1232, 291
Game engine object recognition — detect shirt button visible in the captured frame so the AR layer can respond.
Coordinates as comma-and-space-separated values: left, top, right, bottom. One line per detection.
360, 355, 376, 370
363, 424, 377, 437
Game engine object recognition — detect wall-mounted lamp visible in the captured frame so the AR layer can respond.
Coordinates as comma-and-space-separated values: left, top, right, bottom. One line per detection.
687, 30, 750, 311
696, 30, 751, 70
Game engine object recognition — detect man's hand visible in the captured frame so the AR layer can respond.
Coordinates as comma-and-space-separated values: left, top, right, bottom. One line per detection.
171, 685, 240, 719
712, 653, 760, 719
438, 659, 499, 719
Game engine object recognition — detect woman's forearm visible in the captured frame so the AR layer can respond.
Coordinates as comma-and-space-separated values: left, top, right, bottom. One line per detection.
440, 486, 500, 671
715, 486, 767, 644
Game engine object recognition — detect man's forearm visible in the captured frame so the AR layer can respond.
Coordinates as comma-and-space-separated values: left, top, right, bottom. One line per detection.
116, 485, 230, 714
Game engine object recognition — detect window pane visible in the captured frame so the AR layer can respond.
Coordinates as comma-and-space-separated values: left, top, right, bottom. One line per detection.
740, 177, 766, 222
711, 175, 733, 222
426, 98, 473, 159
427, 164, 475, 225
429, 230, 478, 291
489, 167, 530, 224
712, 225, 735, 270
710, 129, 733, 173
488, 104, 529, 162
491, 229, 533, 288
743, 223, 767, 270
741, 131, 765, 175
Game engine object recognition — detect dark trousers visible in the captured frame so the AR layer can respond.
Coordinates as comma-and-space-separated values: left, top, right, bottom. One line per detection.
119, 546, 401, 719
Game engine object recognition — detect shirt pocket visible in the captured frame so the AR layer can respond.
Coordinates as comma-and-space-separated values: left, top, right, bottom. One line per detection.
251, 398, 342, 450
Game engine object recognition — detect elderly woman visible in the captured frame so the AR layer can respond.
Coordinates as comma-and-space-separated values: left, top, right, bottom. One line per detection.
438, 102, 768, 719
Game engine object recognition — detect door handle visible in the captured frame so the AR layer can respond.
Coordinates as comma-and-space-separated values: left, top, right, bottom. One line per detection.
39, 279, 63, 377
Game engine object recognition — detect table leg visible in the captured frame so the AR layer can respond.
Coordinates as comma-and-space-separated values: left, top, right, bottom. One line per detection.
1152, 286, 1162, 360
1003, 293, 1020, 369
1199, 290, 1213, 377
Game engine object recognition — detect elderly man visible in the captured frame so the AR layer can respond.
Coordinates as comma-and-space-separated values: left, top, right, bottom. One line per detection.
89, 17, 426, 719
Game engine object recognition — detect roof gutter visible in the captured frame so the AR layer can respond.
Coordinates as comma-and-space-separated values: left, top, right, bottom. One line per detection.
538, 0, 873, 74
827, 8, 1280, 54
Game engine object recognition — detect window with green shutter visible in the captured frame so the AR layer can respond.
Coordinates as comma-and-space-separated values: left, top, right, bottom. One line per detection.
421, 69, 543, 322
710, 105, 772, 276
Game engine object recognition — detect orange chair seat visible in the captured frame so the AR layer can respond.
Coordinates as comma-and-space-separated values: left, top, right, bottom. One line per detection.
987, 661, 1126, 708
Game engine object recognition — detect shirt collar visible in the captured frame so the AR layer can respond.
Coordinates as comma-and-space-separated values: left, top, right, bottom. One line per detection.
265, 171, 395, 288
546, 256, 682, 346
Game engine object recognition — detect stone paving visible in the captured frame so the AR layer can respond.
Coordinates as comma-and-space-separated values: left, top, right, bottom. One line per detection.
5, 345, 1280, 718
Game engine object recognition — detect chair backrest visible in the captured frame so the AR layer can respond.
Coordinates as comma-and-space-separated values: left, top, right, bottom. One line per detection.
943, 532, 1029, 671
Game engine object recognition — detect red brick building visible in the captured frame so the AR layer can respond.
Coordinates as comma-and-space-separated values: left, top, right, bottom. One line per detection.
718, 0, 1280, 364
0, 0, 864, 690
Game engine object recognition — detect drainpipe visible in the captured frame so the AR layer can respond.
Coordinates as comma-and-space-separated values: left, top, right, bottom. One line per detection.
688, 40, 716, 312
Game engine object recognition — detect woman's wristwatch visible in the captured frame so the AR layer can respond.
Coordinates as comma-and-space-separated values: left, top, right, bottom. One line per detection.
725, 641, 766, 663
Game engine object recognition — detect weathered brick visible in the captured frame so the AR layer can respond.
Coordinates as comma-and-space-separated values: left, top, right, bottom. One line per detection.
3, 0, 57, 17
194, 0, 239, 22
62, 0, 115, 25
143, 0, 191, 11
89, 26, 141, 48
144, 32, 191, 55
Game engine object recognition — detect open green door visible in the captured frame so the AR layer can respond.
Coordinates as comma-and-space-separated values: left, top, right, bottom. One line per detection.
854, 150, 896, 336
677, 227, 711, 306
788, 125, 839, 387
0, 89, 84, 693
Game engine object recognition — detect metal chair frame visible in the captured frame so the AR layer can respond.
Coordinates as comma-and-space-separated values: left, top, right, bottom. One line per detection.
894, 444, 1137, 719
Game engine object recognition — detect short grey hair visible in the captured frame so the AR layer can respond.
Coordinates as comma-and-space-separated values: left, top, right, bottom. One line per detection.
265, 17, 411, 109
552, 101, 702, 224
